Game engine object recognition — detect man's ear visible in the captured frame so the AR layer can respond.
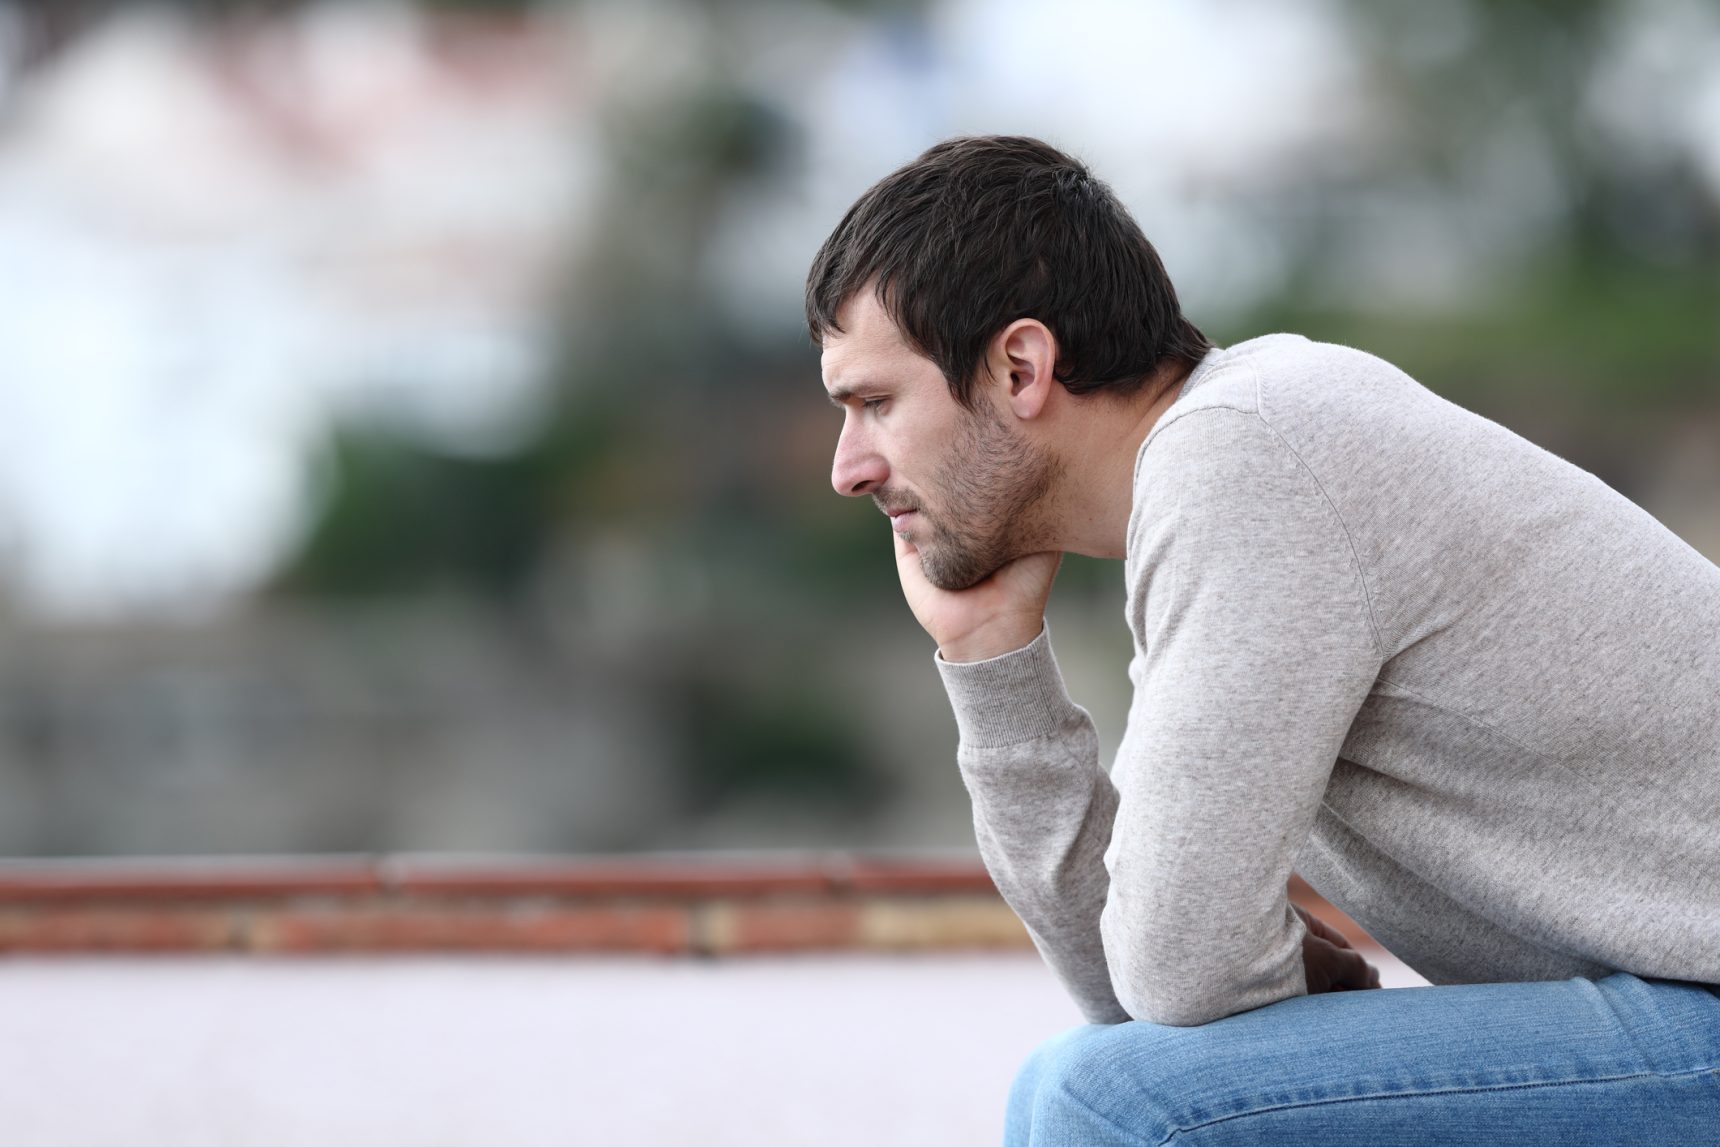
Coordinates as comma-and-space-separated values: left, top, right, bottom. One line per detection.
988, 318, 1058, 421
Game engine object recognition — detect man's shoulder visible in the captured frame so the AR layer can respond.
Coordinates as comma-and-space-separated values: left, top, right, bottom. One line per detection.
1166, 330, 1415, 416
1136, 332, 1432, 478
1122, 332, 1444, 578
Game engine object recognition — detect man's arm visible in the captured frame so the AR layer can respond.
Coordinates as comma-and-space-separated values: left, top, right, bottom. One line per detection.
1098, 408, 1384, 1024
917, 408, 1385, 1026
934, 623, 1134, 1024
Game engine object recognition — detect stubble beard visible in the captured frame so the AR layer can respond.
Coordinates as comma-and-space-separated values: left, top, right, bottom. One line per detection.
914, 401, 1062, 592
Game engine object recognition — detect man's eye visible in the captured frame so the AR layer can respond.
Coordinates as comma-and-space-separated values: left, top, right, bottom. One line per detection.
862, 398, 886, 412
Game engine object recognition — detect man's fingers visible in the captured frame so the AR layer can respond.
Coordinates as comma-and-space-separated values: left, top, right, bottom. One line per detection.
1334, 945, 1381, 991
1295, 905, 1355, 950
1317, 919, 1355, 950
1304, 933, 1383, 994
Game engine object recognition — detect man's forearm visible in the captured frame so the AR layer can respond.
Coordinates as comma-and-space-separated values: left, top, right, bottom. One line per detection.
936, 624, 1132, 1025
969, 739, 1132, 1025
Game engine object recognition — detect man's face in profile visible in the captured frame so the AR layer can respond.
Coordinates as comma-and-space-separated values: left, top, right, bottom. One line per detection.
821, 291, 1059, 591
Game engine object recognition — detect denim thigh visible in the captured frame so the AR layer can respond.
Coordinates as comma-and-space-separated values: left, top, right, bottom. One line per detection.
1005, 973, 1720, 1146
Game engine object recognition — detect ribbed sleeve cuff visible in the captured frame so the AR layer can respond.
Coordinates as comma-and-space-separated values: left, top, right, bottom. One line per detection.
933, 622, 1083, 748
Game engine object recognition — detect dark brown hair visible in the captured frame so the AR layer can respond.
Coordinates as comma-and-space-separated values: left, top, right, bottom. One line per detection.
805, 135, 1210, 409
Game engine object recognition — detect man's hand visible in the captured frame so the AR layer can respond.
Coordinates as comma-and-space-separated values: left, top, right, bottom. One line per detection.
1295, 904, 1383, 994
892, 531, 1061, 662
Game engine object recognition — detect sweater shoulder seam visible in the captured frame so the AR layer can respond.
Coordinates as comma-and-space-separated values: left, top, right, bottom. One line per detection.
1241, 361, 1388, 663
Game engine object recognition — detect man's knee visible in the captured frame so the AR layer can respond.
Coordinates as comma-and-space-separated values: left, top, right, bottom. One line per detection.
1010, 1024, 1100, 1107
1010, 1021, 1196, 1144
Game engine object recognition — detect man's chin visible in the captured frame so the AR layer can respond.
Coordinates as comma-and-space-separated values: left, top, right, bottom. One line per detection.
919, 547, 1002, 593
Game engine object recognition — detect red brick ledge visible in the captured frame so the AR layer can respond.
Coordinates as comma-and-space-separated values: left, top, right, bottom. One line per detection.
0, 851, 1002, 900
0, 851, 1019, 955
0, 853, 1366, 957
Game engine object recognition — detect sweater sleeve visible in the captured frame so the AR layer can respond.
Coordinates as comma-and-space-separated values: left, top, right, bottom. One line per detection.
937, 406, 1384, 1027
935, 625, 1132, 1025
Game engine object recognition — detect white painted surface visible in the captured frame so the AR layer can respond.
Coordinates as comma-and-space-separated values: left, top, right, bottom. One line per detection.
0, 948, 1429, 1147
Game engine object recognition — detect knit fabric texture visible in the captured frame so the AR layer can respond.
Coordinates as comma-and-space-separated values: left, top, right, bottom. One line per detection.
935, 333, 1720, 1026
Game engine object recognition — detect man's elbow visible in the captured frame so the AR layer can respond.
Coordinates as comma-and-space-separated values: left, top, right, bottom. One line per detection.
1112, 978, 1254, 1027
1106, 929, 1305, 1027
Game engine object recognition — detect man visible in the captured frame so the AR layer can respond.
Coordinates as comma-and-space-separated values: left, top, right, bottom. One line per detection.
806, 135, 1720, 1144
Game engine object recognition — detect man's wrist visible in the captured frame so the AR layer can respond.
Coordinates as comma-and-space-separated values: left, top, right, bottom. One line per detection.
937, 618, 1045, 664
933, 619, 1078, 748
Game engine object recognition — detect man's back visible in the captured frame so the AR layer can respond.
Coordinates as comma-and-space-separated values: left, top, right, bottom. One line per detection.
1131, 333, 1720, 986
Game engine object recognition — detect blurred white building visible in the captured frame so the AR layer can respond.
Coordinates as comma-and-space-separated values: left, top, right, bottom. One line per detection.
0, 2, 592, 620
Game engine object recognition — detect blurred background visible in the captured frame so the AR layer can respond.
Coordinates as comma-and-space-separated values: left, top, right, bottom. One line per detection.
0, 0, 1716, 859
0, 3, 1713, 1142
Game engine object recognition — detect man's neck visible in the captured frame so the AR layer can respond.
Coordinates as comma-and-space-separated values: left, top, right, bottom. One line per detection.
1048, 358, 1197, 560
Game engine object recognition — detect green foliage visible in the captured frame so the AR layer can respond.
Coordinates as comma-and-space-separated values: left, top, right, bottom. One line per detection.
1226, 260, 1720, 413
671, 666, 891, 816
1333, 0, 1720, 268
278, 426, 557, 598
1054, 553, 1126, 602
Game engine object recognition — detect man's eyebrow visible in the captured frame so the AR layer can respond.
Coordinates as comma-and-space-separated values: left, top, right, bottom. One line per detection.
826, 384, 864, 408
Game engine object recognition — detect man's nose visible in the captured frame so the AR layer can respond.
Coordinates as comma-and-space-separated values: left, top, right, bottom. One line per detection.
831, 424, 887, 497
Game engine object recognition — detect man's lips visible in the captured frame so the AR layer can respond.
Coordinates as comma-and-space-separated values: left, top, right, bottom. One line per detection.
884, 507, 919, 532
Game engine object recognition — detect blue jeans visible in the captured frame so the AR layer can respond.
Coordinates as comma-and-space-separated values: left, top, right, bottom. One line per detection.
1006, 973, 1720, 1145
